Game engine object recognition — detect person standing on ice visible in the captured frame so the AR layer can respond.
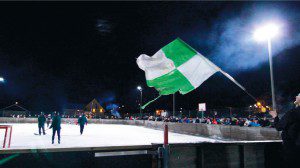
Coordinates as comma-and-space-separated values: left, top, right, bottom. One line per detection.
77, 113, 87, 135
49, 112, 61, 144
269, 93, 300, 166
38, 112, 46, 135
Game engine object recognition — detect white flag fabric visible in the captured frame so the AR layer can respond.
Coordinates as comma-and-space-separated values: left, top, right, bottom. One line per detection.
137, 38, 220, 95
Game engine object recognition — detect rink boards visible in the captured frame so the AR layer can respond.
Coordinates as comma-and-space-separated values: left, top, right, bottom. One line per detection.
0, 119, 283, 167
0, 117, 281, 141
0, 141, 283, 168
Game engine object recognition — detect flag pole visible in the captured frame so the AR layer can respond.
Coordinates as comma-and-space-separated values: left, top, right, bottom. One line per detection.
178, 38, 257, 103
197, 52, 257, 102
219, 70, 257, 102
173, 93, 175, 117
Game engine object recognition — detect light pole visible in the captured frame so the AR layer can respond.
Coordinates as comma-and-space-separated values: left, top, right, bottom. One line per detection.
173, 93, 175, 117
254, 23, 280, 111
137, 86, 143, 118
228, 107, 232, 118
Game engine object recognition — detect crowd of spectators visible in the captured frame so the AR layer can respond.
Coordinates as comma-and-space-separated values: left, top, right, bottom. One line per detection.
125, 115, 273, 128
8, 113, 121, 119
7, 113, 273, 128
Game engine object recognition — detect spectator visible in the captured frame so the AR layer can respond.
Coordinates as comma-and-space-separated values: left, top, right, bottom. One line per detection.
170, 117, 177, 122
269, 93, 300, 167
206, 118, 211, 124
212, 118, 217, 124
230, 117, 238, 125
178, 118, 183, 123
201, 117, 207, 124
195, 117, 200, 123
259, 116, 270, 127
223, 118, 230, 125
244, 118, 251, 126
248, 118, 261, 127
217, 118, 221, 124
238, 118, 245, 127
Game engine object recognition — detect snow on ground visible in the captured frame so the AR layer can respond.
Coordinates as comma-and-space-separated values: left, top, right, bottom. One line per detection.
0, 123, 220, 149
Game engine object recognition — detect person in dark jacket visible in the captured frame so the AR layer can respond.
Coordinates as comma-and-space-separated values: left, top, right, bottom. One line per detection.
269, 93, 300, 167
77, 114, 87, 135
38, 112, 46, 135
49, 112, 61, 144
238, 118, 245, 127
195, 117, 200, 123
259, 116, 271, 127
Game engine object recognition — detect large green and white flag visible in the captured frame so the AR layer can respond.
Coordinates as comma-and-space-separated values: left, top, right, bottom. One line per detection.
137, 38, 220, 96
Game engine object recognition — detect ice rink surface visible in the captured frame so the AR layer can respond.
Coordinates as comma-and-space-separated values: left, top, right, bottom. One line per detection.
0, 123, 220, 149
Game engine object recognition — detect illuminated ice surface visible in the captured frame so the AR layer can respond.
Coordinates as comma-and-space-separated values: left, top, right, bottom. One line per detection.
0, 123, 220, 149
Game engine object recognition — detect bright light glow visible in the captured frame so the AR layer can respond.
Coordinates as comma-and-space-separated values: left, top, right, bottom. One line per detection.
0, 77, 4, 82
256, 102, 262, 106
137, 86, 142, 91
254, 23, 280, 41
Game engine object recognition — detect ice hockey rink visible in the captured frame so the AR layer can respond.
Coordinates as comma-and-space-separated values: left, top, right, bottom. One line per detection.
0, 123, 221, 149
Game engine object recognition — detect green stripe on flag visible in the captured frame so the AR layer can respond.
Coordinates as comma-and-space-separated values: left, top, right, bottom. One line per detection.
162, 38, 197, 67
147, 69, 194, 95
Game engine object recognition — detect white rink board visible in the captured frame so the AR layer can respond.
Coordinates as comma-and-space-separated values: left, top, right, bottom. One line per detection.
0, 123, 220, 149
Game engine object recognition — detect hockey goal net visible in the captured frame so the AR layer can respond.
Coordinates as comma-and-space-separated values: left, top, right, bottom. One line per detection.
0, 125, 12, 148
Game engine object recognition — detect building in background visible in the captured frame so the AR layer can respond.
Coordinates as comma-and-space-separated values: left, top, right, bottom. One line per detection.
63, 99, 105, 118
0, 102, 30, 117
84, 99, 105, 118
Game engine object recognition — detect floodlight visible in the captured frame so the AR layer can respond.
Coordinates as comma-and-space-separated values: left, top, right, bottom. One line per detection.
254, 23, 280, 41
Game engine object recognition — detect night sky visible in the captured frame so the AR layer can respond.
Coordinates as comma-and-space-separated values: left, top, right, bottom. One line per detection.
0, 1, 299, 113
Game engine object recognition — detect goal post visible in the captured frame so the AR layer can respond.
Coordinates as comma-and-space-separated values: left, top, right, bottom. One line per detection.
0, 125, 12, 148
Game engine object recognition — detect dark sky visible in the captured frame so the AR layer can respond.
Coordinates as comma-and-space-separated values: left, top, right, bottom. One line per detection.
0, 1, 299, 113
